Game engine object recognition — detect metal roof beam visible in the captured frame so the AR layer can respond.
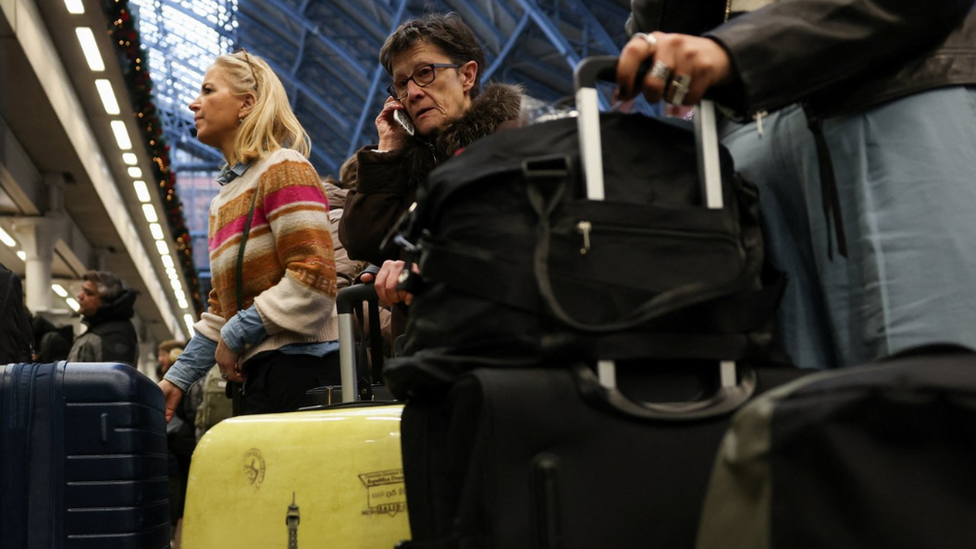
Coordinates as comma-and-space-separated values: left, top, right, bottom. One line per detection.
564, 0, 621, 54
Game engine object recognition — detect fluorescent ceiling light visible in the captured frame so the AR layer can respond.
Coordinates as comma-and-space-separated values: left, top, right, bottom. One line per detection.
122, 153, 138, 165
161, 255, 175, 268
75, 28, 105, 71
183, 314, 195, 336
52, 284, 68, 297
110, 121, 132, 150
94, 79, 120, 115
127, 167, 142, 178
168, 270, 180, 281
16, 251, 26, 261
66, 297, 80, 311
0, 227, 16, 247
175, 289, 186, 300
171, 279, 182, 292
142, 204, 158, 223
156, 240, 170, 255
133, 180, 151, 202
165, 267, 177, 276
177, 298, 189, 309
149, 223, 164, 240
64, 0, 84, 14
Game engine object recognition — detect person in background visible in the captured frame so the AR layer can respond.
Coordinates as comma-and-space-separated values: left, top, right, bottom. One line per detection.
616, 0, 976, 368
67, 270, 139, 366
159, 49, 339, 420
159, 340, 193, 549
0, 262, 32, 363
32, 316, 73, 362
339, 12, 523, 307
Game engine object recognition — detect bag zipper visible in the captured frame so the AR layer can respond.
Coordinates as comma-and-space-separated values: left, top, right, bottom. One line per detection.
575, 220, 740, 255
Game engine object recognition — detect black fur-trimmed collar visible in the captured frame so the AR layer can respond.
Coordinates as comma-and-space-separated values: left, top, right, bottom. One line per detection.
401, 83, 523, 187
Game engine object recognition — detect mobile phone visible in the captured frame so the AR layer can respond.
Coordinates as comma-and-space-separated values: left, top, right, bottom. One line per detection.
393, 109, 415, 136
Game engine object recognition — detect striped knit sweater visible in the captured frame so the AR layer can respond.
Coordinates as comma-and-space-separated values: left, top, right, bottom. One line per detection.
195, 148, 339, 363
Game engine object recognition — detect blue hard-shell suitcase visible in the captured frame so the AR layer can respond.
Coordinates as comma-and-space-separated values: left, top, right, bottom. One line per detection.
0, 362, 170, 549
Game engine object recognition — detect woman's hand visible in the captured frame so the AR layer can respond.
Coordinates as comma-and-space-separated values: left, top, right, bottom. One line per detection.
215, 338, 245, 383
360, 259, 417, 307
616, 32, 732, 106
376, 97, 409, 151
158, 379, 185, 423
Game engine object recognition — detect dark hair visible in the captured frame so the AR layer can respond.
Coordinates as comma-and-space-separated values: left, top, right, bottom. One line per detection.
379, 13, 486, 98
83, 270, 125, 301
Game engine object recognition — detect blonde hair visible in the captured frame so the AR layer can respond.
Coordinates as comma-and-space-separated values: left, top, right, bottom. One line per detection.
213, 50, 311, 164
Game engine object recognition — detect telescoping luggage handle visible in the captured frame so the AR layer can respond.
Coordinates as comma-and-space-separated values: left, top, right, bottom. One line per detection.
336, 283, 380, 403
573, 55, 740, 410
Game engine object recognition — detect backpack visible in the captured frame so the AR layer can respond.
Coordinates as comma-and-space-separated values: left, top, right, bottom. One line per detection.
194, 365, 234, 435
385, 112, 783, 398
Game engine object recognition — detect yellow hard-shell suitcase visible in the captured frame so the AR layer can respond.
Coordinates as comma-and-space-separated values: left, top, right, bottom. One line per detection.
181, 404, 409, 548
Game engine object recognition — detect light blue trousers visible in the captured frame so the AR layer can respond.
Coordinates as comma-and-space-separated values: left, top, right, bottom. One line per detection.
720, 87, 976, 368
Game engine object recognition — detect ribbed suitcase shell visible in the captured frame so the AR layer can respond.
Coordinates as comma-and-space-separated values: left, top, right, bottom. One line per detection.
181, 404, 410, 548
0, 362, 170, 549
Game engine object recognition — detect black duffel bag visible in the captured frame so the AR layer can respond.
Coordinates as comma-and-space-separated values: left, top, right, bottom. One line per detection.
385, 80, 783, 400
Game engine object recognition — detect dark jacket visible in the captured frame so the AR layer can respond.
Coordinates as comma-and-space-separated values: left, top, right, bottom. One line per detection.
0, 264, 32, 363
68, 288, 139, 366
628, 0, 976, 119
339, 83, 524, 266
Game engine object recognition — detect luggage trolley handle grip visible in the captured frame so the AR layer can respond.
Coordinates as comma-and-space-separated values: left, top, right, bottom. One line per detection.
336, 284, 380, 403
572, 55, 723, 209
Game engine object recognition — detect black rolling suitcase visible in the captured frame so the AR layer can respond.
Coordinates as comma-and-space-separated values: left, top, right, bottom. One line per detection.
391, 57, 806, 549
0, 362, 170, 549
302, 283, 396, 407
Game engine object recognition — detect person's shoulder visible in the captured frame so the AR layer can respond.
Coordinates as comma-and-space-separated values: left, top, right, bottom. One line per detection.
265, 148, 312, 166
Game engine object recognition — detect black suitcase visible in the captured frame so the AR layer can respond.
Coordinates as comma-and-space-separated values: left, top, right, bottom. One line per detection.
401, 362, 807, 549
0, 362, 170, 549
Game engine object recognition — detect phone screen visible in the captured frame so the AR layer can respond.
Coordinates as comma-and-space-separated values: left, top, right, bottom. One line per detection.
393, 109, 415, 136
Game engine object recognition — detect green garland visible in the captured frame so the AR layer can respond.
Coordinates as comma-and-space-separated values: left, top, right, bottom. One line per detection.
102, 0, 204, 319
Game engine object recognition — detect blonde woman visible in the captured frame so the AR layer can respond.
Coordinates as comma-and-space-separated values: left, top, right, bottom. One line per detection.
159, 49, 339, 419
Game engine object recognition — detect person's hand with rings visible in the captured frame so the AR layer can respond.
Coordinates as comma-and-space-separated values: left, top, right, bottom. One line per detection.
215, 337, 245, 383
616, 31, 733, 106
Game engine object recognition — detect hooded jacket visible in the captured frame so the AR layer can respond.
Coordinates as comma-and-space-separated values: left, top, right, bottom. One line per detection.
628, 0, 976, 119
339, 83, 523, 266
67, 287, 139, 366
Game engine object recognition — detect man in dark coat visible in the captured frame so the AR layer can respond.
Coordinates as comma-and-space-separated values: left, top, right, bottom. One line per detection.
67, 270, 139, 366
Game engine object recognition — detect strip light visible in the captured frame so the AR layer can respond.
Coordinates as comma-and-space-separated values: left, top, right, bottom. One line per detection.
66, 298, 80, 311
95, 79, 120, 115
64, 0, 84, 14
0, 227, 16, 247
75, 28, 105, 71
110, 121, 132, 150
52, 284, 68, 297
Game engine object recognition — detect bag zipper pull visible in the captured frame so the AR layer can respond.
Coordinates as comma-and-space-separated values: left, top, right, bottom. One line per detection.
753, 111, 767, 137
577, 221, 592, 255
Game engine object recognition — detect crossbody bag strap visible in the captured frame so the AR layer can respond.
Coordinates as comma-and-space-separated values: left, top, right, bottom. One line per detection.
236, 186, 261, 311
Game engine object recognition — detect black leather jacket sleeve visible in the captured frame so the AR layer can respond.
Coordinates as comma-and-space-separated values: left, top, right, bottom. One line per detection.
705, 0, 976, 116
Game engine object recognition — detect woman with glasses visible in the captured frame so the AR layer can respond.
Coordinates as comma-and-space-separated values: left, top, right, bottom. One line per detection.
159, 49, 340, 420
339, 13, 522, 306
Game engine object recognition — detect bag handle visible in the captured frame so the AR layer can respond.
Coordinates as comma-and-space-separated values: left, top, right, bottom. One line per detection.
574, 363, 757, 421
236, 187, 261, 311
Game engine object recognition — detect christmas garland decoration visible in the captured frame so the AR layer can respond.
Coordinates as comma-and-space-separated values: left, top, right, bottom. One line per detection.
102, 0, 204, 318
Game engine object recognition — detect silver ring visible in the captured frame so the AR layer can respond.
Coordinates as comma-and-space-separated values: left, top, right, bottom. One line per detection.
633, 32, 657, 48
667, 74, 691, 105
220, 373, 228, 380
649, 60, 672, 82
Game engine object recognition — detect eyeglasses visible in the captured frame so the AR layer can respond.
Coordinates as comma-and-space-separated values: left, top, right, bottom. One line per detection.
386, 63, 461, 100
233, 47, 259, 90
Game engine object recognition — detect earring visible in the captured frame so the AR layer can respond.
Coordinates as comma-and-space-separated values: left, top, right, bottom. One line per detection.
238, 118, 244, 125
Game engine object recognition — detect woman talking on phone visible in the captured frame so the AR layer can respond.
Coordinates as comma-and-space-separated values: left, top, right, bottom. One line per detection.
158, 49, 340, 419
339, 13, 522, 305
